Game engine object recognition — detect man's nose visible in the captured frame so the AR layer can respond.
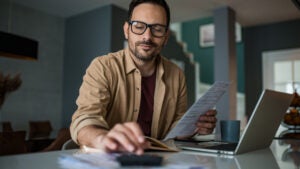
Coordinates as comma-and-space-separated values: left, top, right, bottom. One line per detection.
142, 27, 153, 40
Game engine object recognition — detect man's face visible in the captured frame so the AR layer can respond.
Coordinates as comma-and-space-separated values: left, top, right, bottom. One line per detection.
124, 3, 169, 62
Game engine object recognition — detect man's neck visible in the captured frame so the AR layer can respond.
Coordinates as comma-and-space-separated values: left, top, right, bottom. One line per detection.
135, 59, 156, 77
129, 53, 158, 77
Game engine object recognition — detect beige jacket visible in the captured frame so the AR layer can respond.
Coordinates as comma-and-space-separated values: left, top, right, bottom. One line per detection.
70, 48, 187, 143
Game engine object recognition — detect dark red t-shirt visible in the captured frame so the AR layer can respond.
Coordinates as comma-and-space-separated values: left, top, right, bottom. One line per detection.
137, 72, 156, 136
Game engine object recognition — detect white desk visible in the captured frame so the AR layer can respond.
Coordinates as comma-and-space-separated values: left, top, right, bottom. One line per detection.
0, 139, 298, 169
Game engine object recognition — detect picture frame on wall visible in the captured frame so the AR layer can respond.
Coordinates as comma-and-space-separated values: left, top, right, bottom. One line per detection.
199, 24, 214, 47
199, 23, 241, 47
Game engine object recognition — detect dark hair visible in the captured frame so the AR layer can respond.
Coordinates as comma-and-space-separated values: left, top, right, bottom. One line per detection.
128, 0, 170, 28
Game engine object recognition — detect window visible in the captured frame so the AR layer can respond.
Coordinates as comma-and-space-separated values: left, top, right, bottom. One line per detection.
263, 48, 300, 94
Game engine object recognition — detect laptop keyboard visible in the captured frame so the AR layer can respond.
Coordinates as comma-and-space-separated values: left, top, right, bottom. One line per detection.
207, 143, 238, 151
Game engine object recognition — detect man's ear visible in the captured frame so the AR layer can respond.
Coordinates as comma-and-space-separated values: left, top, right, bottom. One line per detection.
123, 22, 129, 39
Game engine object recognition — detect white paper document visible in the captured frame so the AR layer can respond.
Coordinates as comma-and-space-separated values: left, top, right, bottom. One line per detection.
58, 153, 118, 169
164, 81, 230, 141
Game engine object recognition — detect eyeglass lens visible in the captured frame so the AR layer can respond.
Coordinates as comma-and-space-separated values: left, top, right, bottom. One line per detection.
130, 21, 167, 37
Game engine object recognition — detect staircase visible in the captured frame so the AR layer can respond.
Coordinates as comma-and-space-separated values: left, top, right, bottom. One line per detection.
162, 31, 198, 107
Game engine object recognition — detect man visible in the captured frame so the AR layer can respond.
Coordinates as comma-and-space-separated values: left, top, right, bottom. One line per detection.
70, 0, 217, 155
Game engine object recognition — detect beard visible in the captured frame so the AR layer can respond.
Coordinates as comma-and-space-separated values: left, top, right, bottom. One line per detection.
130, 40, 159, 62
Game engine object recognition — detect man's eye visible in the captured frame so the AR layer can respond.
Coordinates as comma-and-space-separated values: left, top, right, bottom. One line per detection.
152, 26, 164, 32
135, 25, 145, 30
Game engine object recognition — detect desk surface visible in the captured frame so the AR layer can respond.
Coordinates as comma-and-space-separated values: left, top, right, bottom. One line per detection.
0, 138, 298, 169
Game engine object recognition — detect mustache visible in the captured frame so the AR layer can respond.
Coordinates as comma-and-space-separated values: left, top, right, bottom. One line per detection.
136, 40, 157, 47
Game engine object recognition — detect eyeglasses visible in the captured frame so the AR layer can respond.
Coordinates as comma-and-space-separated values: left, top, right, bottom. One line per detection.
128, 20, 168, 38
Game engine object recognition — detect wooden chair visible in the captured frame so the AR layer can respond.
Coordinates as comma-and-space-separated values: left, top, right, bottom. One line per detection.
42, 128, 73, 151
0, 131, 27, 155
29, 120, 53, 139
61, 139, 79, 150
1, 121, 13, 132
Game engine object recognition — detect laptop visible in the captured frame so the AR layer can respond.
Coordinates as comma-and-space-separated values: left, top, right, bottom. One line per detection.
234, 148, 280, 169
176, 89, 293, 155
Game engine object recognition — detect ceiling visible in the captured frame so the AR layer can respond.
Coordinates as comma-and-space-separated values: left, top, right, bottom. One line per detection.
11, 0, 300, 27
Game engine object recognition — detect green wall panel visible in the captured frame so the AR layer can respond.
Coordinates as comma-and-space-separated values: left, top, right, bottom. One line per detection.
182, 17, 244, 93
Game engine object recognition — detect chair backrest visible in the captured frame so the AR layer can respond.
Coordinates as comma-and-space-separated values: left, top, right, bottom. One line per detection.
29, 120, 52, 139
1, 121, 13, 132
42, 128, 73, 151
0, 130, 27, 155
61, 139, 79, 150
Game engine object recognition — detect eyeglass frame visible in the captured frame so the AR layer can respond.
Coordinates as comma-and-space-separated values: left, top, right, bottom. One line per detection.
128, 20, 168, 38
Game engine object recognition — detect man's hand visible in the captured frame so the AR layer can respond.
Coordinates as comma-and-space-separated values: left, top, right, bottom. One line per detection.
78, 122, 150, 155
195, 109, 217, 135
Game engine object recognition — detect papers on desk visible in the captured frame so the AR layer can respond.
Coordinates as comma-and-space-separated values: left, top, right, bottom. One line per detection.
164, 81, 229, 141
58, 153, 118, 169
58, 152, 207, 169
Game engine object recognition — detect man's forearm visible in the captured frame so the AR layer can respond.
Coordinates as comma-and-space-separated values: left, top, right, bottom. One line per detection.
77, 125, 109, 148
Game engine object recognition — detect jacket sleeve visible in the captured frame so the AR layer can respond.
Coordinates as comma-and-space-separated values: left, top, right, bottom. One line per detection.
70, 58, 111, 144
169, 69, 188, 131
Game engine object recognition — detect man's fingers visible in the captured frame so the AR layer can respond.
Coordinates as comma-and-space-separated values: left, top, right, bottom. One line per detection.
124, 122, 146, 143
123, 122, 149, 154
101, 136, 118, 151
196, 127, 215, 135
196, 121, 216, 129
205, 109, 217, 116
99, 122, 148, 154
198, 115, 217, 123
108, 124, 140, 152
